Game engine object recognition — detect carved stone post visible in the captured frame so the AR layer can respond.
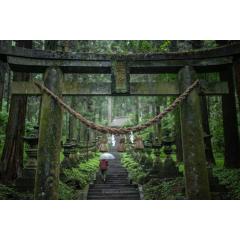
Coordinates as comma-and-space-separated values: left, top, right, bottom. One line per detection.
34, 67, 63, 200
178, 66, 211, 200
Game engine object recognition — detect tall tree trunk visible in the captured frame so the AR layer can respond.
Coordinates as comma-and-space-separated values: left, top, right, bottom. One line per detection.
135, 97, 139, 124
107, 97, 112, 125
220, 66, 240, 168
174, 106, 183, 162
69, 94, 77, 140
6, 70, 12, 112
0, 41, 11, 111
234, 61, 240, 110
0, 41, 32, 182
155, 97, 162, 141
0, 60, 5, 111
200, 95, 215, 165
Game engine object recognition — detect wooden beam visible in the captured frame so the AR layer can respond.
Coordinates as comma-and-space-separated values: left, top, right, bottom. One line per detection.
7, 55, 232, 74
199, 81, 229, 95
130, 82, 178, 95
11, 80, 229, 96
7, 56, 111, 73
130, 81, 229, 95
11, 81, 111, 95
129, 57, 232, 73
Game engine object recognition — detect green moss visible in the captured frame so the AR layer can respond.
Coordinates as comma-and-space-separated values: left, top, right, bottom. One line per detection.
121, 153, 147, 184
0, 184, 33, 200
121, 152, 185, 199
213, 167, 240, 199
0, 184, 17, 200
62, 155, 99, 191
58, 181, 75, 200
143, 177, 185, 200
214, 154, 224, 167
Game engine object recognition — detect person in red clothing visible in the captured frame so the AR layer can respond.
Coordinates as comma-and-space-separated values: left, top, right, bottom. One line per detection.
99, 159, 109, 183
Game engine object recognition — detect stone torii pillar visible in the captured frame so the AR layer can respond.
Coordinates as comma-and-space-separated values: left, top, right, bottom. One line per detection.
178, 66, 211, 200
34, 67, 63, 200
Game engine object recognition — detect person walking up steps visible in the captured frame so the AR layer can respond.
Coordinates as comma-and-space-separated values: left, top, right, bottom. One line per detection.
99, 153, 115, 183
99, 158, 109, 183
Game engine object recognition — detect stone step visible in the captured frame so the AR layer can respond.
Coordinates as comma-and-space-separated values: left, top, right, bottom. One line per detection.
89, 188, 138, 192
89, 184, 138, 188
105, 181, 130, 184
106, 176, 129, 179
88, 195, 140, 200
87, 151, 140, 200
105, 176, 128, 178
106, 172, 127, 174
88, 191, 139, 196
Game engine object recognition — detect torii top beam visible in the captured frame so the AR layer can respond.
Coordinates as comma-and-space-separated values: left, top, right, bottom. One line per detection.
0, 43, 240, 73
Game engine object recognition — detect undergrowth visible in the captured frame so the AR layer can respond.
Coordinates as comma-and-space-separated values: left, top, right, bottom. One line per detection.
121, 153, 185, 200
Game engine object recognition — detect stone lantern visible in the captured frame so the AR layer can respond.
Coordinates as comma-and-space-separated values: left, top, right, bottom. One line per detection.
143, 140, 153, 171
61, 139, 78, 168
117, 137, 126, 152
149, 137, 164, 178
16, 126, 39, 192
61, 138, 74, 169
162, 131, 179, 178
99, 138, 109, 152
134, 136, 144, 163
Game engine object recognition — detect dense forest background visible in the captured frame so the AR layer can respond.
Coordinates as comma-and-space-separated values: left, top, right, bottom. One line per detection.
0, 40, 240, 199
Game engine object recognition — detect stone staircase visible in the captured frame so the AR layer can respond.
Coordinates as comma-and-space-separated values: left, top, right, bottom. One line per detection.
87, 152, 140, 200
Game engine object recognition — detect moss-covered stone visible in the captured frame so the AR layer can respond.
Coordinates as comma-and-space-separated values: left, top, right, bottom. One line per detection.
34, 67, 63, 200
179, 66, 211, 200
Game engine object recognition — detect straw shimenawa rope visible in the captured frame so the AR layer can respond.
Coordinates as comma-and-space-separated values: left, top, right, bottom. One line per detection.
34, 80, 199, 135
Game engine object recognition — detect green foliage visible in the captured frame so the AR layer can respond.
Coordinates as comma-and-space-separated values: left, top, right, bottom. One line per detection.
0, 184, 17, 200
62, 156, 99, 190
58, 181, 75, 200
121, 153, 147, 184
121, 153, 185, 199
215, 154, 224, 167
143, 178, 185, 200
208, 96, 224, 154
63, 167, 90, 190
59, 154, 100, 199
0, 184, 33, 200
213, 167, 240, 199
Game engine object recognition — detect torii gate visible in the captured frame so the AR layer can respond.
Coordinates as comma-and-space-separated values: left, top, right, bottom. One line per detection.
0, 43, 240, 200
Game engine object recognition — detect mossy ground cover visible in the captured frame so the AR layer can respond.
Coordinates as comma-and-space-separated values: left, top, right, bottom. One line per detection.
121, 152, 240, 200
60, 154, 99, 199
0, 153, 100, 200
121, 152, 185, 200
212, 167, 240, 199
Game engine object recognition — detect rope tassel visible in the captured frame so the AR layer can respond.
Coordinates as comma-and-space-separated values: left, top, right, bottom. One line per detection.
34, 80, 199, 135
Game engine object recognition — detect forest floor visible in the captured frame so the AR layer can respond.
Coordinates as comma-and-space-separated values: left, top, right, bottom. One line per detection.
0, 151, 240, 200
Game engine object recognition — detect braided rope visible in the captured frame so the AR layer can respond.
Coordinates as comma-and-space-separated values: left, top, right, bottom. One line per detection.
34, 80, 199, 135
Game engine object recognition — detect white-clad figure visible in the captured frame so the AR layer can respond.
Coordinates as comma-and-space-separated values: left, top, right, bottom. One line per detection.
111, 135, 116, 147
130, 132, 134, 144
